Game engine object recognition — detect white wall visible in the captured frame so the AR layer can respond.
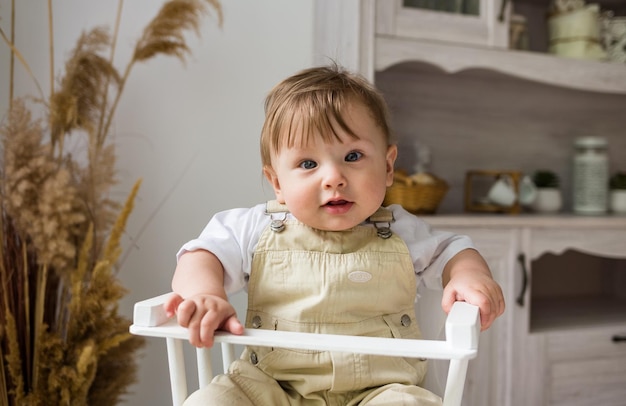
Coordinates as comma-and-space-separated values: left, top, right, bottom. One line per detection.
0, 1, 314, 404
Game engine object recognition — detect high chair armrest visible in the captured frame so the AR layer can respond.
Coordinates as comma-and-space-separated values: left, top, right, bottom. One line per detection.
445, 301, 480, 350
130, 294, 480, 360
132, 293, 173, 327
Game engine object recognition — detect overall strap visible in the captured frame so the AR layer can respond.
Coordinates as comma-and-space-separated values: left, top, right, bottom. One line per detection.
367, 207, 394, 223
265, 199, 289, 214
366, 207, 394, 239
264, 201, 394, 239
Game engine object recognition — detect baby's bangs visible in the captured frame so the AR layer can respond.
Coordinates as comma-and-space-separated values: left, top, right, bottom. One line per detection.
273, 91, 359, 153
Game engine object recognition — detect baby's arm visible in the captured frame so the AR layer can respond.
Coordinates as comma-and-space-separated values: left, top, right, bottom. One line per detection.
441, 248, 505, 331
163, 249, 244, 347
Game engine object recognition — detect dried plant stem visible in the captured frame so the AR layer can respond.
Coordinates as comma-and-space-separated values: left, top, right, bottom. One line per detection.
98, 60, 132, 149
32, 264, 48, 393
110, 0, 124, 70
96, 0, 124, 147
0, 27, 45, 100
55, 279, 68, 336
4, 310, 24, 404
47, 0, 58, 157
9, 0, 15, 107
48, 0, 54, 99
0, 345, 7, 406
21, 245, 32, 388
0, 234, 8, 406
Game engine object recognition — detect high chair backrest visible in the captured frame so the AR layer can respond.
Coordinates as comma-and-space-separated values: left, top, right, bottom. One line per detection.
130, 294, 480, 406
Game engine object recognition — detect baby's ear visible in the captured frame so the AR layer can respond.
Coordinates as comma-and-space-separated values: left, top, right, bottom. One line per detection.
385, 145, 398, 186
263, 166, 285, 203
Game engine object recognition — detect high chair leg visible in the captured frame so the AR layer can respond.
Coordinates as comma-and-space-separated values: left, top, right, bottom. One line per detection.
197, 348, 213, 389
221, 343, 236, 372
442, 359, 469, 406
166, 337, 188, 406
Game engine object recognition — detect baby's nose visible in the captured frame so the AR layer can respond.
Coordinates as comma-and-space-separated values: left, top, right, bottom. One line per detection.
323, 165, 346, 189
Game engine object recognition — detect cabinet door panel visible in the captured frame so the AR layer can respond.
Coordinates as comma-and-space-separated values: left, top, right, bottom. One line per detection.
375, 0, 508, 47
436, 227, 515, 406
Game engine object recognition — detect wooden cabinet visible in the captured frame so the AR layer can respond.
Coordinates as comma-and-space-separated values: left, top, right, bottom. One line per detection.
428, 215, 626, 406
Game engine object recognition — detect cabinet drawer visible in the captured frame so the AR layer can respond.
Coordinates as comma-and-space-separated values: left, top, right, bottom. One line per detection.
545, 325, 626, 361
546, 325, 626, 405
548, 355, 626, 406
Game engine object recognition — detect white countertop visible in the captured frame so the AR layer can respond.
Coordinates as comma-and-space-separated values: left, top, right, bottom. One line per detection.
420, 213, 626, 229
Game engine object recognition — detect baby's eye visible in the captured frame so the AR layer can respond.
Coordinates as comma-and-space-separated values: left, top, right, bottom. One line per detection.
345, 151, 363, 162
299, 160, 317, 170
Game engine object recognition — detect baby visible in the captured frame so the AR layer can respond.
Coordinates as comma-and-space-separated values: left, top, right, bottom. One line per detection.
164, 64, 505, 405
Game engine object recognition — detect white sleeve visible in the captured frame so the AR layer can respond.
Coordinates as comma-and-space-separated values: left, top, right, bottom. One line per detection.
177, 203, 270, 294
388, 205, 477, 291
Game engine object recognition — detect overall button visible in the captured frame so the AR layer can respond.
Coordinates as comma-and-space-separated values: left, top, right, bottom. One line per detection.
250, 352, 258, 365
270, 219, 285, 233
251, 315, 262, 329
400, 314, 411, 327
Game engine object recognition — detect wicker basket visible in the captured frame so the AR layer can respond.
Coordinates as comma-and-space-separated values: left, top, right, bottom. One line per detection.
384, 172, 449, 214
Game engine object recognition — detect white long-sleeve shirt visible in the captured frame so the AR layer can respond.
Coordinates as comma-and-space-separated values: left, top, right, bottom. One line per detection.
178, 203, 475, 295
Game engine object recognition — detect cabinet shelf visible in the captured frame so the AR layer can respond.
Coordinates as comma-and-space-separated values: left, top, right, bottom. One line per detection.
530, 249, 626, 333
531, 296, 626, 332
375, 36, 626, 94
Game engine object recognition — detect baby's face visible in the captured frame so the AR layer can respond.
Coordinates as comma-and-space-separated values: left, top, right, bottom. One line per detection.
264, 102, 397, 231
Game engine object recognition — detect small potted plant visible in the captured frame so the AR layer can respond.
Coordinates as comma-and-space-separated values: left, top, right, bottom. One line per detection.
531, 170, 562, 213
609, 171, 626, 214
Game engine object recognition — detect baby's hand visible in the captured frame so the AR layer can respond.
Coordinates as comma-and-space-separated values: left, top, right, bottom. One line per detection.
164, 293, 244, 347
442, 271, 505, 331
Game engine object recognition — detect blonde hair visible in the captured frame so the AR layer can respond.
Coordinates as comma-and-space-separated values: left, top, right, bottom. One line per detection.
260, 64, 392, 167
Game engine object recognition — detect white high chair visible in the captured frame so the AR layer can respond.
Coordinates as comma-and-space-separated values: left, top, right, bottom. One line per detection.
130, 294, 480, 406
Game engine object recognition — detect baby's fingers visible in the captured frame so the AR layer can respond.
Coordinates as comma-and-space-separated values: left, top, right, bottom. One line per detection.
441, 287, 459, 315
465, 291, 496, 331
222, 315, 244, 335
175, 299, 198, 328
476, 291, 504, 331
196, 310, 227, 347
163, 293, 184, 318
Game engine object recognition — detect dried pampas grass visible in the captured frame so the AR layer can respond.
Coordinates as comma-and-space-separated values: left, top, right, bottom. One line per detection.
134, 0, 223, 62
0, 1, 222, 405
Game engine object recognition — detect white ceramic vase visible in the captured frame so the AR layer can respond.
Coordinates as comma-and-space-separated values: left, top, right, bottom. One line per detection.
532, 188, 563, 213
610, 190, 626, 214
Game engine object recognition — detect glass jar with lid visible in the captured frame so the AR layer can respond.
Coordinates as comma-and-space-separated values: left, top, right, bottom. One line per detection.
572, 136, 609, 214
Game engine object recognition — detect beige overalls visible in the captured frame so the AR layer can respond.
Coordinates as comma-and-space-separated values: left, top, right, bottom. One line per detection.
184, 203, 442, 406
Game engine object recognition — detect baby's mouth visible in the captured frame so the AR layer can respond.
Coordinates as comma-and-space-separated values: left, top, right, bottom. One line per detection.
323, 199, 354, 214
325, 200, 349, 206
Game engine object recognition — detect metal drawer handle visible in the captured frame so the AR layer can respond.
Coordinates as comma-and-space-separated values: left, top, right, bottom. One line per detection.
498, 0, 509, 22
516, 253, 528, 307
612, 335, 626, 343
